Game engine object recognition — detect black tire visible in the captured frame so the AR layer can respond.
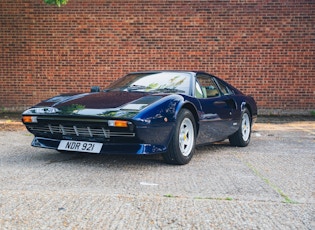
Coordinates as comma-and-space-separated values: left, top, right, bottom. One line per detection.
229, 108, 252, 147
163, 109, 196, 165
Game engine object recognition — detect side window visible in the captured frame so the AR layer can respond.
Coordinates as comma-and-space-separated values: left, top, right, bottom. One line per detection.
196, 74, 220, 98
216, 79, 234, 95
195, 81, 205, 98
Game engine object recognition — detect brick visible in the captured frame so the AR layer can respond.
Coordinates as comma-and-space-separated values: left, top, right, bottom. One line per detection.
0, 0, 314, 114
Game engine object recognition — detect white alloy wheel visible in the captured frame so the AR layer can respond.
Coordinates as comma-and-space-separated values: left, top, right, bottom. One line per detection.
228, 108, 252, 147
162, 109, 196, 165
179, 117, 195, 157
241, 112, 251, 142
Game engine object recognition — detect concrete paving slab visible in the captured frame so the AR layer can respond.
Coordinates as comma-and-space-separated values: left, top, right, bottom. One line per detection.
0, 119, 314, 229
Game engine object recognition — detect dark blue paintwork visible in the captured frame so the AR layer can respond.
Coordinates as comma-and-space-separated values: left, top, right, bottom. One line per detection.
22, 71, 257, 155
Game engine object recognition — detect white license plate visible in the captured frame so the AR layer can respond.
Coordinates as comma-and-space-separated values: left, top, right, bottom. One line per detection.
58, 140, 103, 153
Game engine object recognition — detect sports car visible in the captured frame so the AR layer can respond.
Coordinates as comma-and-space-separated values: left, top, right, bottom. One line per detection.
22, 71, 257, 165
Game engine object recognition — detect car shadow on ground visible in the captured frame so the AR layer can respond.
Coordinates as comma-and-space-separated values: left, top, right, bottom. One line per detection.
30, 149, 166, 167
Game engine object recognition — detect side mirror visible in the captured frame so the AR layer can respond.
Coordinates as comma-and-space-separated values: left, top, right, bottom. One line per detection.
90, 86, 100, 92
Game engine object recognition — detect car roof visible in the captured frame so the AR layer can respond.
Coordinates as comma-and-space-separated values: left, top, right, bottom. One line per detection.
128, 70, 216, 76
128, 70, 195, 75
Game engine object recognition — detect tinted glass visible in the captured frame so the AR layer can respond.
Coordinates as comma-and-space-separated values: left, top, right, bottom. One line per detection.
216, 79, 234, 95
196, 74, 220, 98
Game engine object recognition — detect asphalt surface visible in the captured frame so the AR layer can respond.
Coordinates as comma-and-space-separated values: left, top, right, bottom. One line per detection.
0, 117, 314, 229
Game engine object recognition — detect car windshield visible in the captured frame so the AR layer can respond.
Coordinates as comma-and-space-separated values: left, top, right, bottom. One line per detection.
107, 72, 192, 95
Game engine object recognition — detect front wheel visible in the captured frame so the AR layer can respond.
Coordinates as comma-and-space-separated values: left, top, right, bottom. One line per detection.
163, 109, 196, 165
229, 108, 252, 147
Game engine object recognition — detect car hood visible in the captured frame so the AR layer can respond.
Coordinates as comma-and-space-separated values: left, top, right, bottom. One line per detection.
24, 91, 164, 118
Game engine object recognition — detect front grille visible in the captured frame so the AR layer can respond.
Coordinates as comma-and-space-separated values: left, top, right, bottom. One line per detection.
27, 124, 135, 139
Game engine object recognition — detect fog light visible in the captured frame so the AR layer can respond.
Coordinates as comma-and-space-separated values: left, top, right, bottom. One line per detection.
22, 116, 38, 123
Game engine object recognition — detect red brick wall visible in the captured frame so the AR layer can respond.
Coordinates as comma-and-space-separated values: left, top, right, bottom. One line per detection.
1, 0, 314, 114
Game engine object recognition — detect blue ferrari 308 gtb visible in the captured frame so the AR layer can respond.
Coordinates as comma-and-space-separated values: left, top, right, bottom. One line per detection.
22, 71, 257, 164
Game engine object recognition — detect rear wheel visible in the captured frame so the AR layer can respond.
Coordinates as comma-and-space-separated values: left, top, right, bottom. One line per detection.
229, 108, 252, 147
163, 109, 196, 165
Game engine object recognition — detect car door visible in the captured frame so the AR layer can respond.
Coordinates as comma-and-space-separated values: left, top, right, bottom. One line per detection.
195, 74, 237, 144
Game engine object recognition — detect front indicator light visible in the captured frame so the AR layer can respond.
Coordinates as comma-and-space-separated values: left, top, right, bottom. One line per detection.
108, 120, 129, 128
22, 116, 38, 123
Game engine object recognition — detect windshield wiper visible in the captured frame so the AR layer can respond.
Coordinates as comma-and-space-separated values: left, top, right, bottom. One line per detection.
153, 88, 185, 93
126, 85, 147, 91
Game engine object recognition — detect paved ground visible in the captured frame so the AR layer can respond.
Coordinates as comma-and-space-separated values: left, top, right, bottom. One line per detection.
0, 116, 314, 229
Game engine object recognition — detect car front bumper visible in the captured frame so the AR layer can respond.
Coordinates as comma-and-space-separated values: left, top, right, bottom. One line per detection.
31, 137, 168, 155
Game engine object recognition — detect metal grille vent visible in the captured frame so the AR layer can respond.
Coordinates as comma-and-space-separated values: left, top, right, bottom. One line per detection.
28, 124, 135, 138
